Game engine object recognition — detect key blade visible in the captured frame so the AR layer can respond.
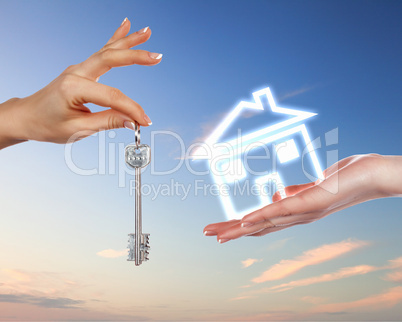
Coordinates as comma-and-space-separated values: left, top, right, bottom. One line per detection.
135, 167, 142, 266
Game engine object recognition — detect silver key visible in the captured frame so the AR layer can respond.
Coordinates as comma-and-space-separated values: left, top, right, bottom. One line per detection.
125, 122, 151, 266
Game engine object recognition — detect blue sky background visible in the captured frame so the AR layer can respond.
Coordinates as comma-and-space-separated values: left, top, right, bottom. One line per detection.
0, 0, 402, 320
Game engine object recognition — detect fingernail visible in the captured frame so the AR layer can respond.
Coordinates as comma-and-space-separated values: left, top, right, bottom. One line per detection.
149, 52, 163, 59
138, 26, 149, 34
121, 17, 128, 26
144, 114, 152, 125
241, 222, 254, 228
218, 239, 230, 244
203, 231, 215, 236
124, 121, 135, 130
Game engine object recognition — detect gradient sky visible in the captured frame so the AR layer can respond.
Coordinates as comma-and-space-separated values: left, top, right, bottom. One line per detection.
1, 0, 402, 320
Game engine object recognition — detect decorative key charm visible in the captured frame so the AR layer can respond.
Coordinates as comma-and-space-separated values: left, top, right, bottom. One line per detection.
125, 122, 151, 266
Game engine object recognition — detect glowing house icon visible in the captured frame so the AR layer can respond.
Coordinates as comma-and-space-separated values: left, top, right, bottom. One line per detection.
193, 87, 324, 220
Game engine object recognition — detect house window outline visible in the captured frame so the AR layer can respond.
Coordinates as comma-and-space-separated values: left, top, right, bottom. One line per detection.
275, 139, 300, 164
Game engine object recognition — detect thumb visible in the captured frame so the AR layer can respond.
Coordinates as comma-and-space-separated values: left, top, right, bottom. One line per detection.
272, 182, 316, 202
77, 109, 134, 132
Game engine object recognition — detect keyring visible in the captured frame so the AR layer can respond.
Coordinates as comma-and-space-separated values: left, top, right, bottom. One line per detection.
134, 122, 140, 148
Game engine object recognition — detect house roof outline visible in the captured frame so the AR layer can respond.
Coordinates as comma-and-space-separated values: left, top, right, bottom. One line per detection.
192, 87, 317, 160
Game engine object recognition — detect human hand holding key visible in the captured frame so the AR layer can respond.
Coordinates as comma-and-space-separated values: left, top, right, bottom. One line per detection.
0, 17, 162, 149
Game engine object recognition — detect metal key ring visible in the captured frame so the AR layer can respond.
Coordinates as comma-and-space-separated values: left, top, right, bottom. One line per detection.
134, 122, 140, 148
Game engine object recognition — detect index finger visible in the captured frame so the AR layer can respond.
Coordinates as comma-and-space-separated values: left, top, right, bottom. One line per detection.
203, 220, 240, 236
78, 48, 162, 81
70, 75, 150, 126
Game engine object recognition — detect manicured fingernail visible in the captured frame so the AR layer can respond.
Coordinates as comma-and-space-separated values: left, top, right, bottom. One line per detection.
138, 26, 149, 34
149, 52, 163, 59
144, 114, 152, 125
219, 239, 230, 244
203, 231, 215, 236
124, 121, 135, 130
241, 222, 254, 228
121, 17, 128, 26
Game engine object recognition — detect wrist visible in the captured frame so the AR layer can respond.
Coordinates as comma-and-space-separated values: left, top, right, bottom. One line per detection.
377, 155, 402, 197
0, 98, 28, 149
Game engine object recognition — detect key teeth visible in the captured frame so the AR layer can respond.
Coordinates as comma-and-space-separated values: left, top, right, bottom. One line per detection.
127, 234, 135, 261
141, 233, 150, 262
127, 233, 150, 263
127, 249, 135, 261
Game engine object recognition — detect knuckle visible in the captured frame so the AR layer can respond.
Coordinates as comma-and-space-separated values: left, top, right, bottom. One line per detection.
109, 87, 123, 102
58, 73, 78, 98
107, 115, 121, 130
101, 43, 112, 51
63, 64, 78, 74
99, 48, 113, 64
96, 49, 115, 72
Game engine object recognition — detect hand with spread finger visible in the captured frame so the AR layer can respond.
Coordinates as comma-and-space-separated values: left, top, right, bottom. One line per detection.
0, 18, 162, 149
204, 154, 402, 243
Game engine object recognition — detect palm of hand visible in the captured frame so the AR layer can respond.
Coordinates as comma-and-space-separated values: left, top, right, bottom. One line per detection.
204, 154, 387, 243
